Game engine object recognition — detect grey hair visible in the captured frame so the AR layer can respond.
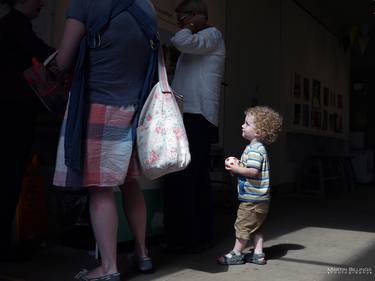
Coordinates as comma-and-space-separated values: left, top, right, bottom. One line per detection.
175, 0, 208, 19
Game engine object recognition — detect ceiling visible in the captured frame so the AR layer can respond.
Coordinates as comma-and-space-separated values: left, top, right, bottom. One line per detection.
324, 0, 375, 30
295, 0, 375, 71
294, 0, 375, 35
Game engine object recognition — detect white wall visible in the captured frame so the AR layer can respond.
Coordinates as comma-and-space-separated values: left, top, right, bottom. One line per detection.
280, 0, 350, 184
224, 0, 283, 181
225, 0, 350, 185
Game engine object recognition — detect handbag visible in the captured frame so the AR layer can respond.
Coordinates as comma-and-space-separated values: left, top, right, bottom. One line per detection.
137, 48, 191, 180
23, 51, 69, 115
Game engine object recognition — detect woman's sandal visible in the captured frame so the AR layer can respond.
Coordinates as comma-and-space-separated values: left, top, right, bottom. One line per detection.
245, 252, 267, 265
130, 254, 154, 273
74, 269, 121, 281
136, 256, 154, 273
217, 251, 245, 265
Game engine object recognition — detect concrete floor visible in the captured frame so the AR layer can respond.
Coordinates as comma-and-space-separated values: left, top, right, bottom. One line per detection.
1, 184, 375, 281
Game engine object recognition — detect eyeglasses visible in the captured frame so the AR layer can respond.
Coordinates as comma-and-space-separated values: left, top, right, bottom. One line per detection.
176, 11, 193, 22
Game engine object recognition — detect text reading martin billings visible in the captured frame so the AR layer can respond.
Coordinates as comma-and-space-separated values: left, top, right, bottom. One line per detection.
327, 266, 372, 275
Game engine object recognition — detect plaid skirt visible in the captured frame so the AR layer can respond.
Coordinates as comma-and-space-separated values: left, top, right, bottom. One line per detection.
53, 103, 140, 188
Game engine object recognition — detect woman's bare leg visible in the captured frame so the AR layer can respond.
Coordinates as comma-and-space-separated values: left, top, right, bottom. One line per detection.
120, 179, 149, 258
84, 187, 119, 278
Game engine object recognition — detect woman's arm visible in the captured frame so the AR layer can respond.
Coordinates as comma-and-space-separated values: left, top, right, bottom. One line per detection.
56, 18, 86, 73
170, 27, 222, 55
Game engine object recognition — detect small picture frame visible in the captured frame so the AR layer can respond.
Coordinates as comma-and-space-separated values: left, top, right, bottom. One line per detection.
312, 80, 321, 108
302, 104, 310, 127
330, 90, 336, 107
337, 94, 343, 109
322, 110, 328, 131
323, 87, 329, 107
311, 109, 321, 129
303, 78, 310, 101
293, 73, 301, 99
293, 104, 301, 125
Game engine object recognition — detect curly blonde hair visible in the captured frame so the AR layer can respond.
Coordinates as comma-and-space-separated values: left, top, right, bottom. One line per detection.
245, 106, 283, 145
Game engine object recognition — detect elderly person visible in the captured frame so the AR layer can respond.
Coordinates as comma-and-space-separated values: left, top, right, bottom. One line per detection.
163, 0, 226, 253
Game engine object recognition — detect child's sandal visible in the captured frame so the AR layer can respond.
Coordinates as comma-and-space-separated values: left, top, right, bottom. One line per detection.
217, 251, 245, 265
246, 252, 267, 265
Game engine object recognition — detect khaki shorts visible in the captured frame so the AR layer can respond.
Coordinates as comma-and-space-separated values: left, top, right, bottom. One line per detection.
234, 201, 269, 241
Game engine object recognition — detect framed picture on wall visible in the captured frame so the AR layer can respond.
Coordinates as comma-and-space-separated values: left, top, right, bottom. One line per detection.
322, 110, 328, 130
303, 78, 310, 101
329, 113, 335, 132
337, 94, 343, 109
311, 80, 321, 129
330, 90, 336, 107
289, 74, 345, 137
336, 114, 343, 133
311, 110, 321, 129
293, 73, 301, 99
293, 104, 302, 125
312, 80, 321, 107
302, 104, 310, 127
289, 73, 346, 137
323, 87, 329, 107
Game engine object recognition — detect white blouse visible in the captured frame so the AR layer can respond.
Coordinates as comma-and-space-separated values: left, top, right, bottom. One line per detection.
170, 26, 226, 126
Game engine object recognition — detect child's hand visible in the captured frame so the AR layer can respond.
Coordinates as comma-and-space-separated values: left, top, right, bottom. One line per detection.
224, 156, 239, 174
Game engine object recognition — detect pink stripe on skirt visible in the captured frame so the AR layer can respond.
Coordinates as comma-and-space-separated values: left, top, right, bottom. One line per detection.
53, 103, 140, 188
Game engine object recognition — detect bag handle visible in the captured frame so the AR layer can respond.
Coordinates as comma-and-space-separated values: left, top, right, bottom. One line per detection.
43, 50, 58, 66
158, 48, 172, 94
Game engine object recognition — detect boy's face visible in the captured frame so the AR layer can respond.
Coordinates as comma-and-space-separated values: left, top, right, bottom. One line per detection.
241, 114, 259, 142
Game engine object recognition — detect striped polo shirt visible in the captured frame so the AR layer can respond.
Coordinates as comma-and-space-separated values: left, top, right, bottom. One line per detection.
237, 140, 270, 202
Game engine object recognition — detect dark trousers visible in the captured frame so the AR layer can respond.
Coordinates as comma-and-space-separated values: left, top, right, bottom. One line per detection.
163, 113, 217, 248
0, 103, 37, 250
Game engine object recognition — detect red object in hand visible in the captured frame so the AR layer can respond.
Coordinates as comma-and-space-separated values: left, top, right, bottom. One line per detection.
32, 57, 40, 66
225, 156, 238, 166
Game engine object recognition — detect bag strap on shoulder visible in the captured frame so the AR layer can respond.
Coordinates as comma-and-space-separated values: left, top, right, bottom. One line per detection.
87, 0, 136, 48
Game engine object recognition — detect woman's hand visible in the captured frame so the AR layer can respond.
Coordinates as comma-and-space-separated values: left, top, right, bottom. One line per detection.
178, 14, 206, 32
178, 14, 195, 30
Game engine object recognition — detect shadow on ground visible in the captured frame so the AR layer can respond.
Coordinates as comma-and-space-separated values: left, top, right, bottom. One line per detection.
265, 243, 305, 260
